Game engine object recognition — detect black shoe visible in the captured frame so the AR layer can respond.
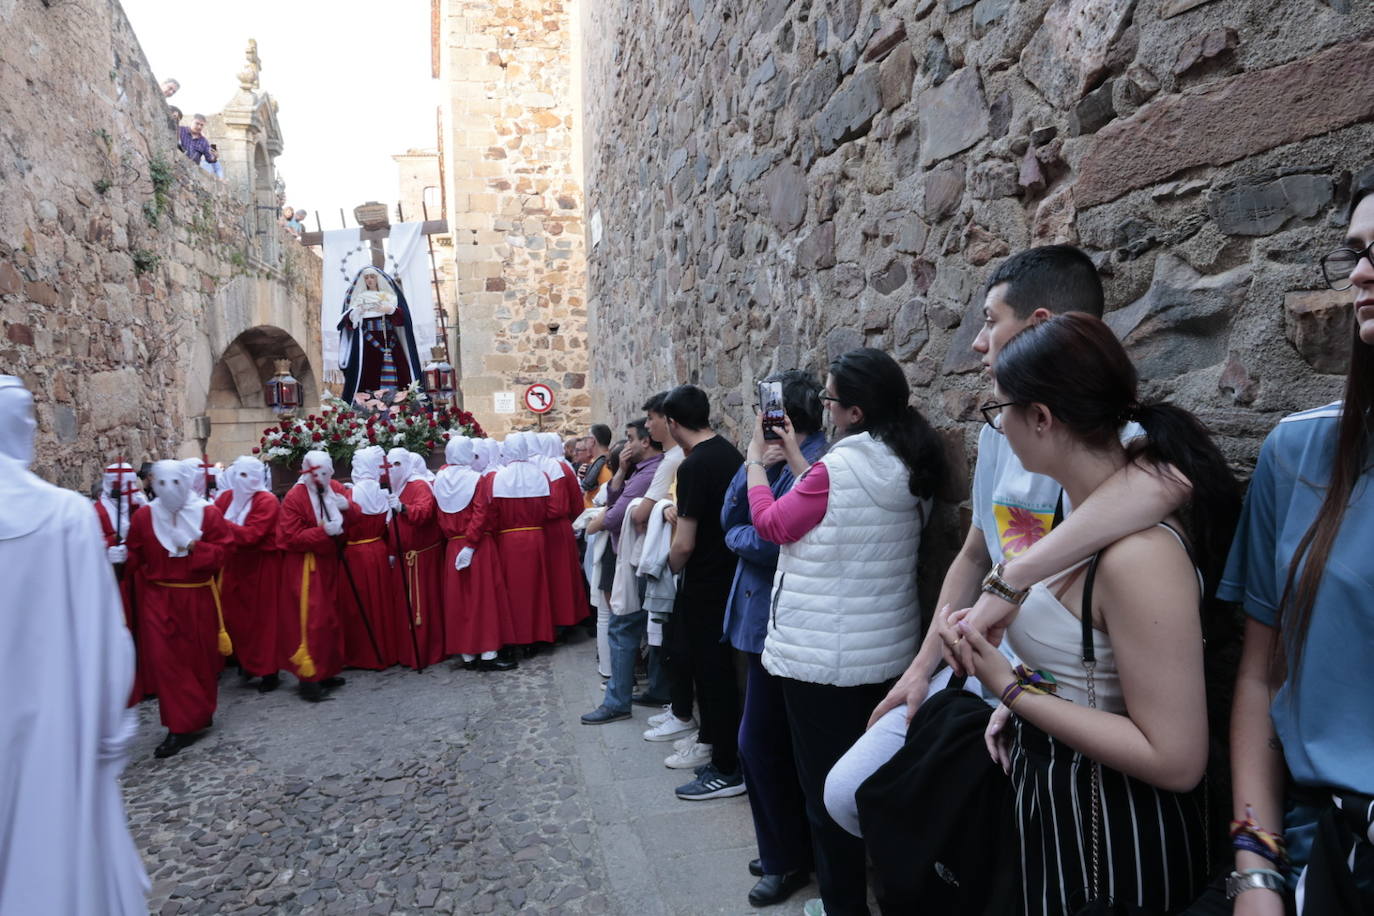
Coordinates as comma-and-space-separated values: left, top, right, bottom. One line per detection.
747, 871, 810, 907
522, 645, 541, 659
154, 731, 192, 759
555, 628, 569, 645
454, 657, 479, 670
257, 673, 280, 693
321, 676, 346, 689
476, 656, 517, 671
749, 859, 763, 877
299, 681, 325, 703
632, 693, 671, 708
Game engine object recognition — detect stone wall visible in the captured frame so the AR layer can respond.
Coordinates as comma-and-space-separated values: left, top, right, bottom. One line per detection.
436, 0, 591, 438
0, 1, 320, 489
582, 0, 1373, 566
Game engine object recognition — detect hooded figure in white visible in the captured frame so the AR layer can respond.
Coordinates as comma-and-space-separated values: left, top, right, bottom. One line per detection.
298, 451, 348, 535
98, 461, 148, 559
493, 432, 550, 499
222, 456, 269, 526
182, 456, 217, 503
435, 437, 480, 571
151, 459, 206, 557
0, 376, 150, 915
350, 446, 392, 519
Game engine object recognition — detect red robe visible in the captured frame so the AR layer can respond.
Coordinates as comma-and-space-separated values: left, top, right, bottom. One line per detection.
95, 501, 149, 705
338, 500, 401, 669
392, 479, 446, 668
213, 490, 283, 678
438, 475, 512, 656
543, 466, 591, 627
479, 484, 555, 646
278, 482, 347, 683
124, 504, 231, 734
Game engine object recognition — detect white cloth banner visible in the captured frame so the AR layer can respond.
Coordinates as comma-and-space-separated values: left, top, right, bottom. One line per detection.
319, 223, 436, 391
320, 228, 375, 383
386, 222, 437, 358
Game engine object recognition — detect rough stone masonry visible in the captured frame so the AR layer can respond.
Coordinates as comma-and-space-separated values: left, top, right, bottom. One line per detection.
581, 0, 1374, 572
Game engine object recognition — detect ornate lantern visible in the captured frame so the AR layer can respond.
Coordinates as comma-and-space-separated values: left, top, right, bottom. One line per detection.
264, 358, 302, 415
422, 346, 455, 408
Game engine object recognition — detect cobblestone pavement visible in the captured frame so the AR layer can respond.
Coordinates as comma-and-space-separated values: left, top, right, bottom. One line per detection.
122, 638, 619, 915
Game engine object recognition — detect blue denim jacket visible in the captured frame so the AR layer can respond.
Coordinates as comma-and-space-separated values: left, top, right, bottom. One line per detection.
720, 432, 827, 654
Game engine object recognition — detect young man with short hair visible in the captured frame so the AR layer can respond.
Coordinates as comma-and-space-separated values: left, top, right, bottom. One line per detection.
580, 419, 668, 724
823, 244, 1191, 847
661, 385, 746, 800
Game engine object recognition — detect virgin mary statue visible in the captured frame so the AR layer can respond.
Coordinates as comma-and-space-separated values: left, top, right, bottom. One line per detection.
337, 267, 424, 404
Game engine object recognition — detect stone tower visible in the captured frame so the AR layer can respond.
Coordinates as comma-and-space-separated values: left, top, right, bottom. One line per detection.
434, 0, 590, 437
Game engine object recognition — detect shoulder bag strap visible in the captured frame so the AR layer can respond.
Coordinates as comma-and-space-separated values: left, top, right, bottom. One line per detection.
1081, 549, 1105, 903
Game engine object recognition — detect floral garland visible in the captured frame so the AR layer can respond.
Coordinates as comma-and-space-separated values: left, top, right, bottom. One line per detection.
256, 381, 486, 467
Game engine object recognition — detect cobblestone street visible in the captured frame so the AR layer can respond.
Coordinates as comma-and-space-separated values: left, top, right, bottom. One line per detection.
121, 633, 772, 915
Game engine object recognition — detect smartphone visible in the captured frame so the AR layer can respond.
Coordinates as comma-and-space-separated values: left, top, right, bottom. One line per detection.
758, 380, 785, 441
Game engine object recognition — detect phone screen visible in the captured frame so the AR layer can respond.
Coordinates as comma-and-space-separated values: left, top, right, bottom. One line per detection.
758, 380, 785, 440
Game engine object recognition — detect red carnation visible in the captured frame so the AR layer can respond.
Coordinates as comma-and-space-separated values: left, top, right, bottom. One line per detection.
331, 433, 342, 442
251, 447, 261, 454
426, 441, 436, 450
311, 432, 323, 441
428, 419, 438, 428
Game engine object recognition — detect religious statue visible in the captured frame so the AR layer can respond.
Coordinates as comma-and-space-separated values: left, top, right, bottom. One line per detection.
337, 267, 423, 404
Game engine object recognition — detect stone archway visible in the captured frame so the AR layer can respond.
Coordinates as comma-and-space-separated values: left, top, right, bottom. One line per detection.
205, 325, 317, 461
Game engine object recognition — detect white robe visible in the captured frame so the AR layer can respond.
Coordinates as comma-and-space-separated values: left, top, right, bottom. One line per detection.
0, 473, 149, 914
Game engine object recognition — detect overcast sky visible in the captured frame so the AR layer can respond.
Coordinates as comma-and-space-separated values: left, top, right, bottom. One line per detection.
121, 0, 438, 230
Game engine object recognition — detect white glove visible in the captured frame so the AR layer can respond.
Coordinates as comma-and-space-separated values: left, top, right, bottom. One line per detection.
323, 518, 343, 536
107, 545, 128, 564
332, 493, 351, 512
454, 546, 474, 571
388, 493, 404, 513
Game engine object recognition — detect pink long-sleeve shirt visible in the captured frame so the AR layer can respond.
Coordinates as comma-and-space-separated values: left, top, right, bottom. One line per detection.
748, 462, 830, 544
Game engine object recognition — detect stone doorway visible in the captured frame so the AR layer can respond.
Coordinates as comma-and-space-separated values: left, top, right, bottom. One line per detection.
204, 325, 317, 462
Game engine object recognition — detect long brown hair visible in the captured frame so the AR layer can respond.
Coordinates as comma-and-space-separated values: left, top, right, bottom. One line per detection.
1277, 177, 1374, 675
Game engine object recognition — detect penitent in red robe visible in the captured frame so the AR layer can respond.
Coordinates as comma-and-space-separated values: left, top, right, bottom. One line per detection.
338, 500, 401, 669
478, 485, 555, 646
543, 465, 591, 628
213, 490, 283, 678
124, 504, 231, 734
95, 501, 149, 705
278, 482, 347, 683
392, 479, 446, 669
438, 474, 512, 656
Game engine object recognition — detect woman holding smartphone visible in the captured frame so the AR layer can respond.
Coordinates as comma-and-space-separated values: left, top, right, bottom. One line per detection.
746, 347, 945, 916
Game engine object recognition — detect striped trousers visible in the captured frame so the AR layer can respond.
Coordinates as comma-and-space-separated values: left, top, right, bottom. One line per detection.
1012, 719, 1208, 915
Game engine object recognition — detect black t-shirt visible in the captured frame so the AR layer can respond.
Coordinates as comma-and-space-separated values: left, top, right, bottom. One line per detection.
674, 434, 744, 598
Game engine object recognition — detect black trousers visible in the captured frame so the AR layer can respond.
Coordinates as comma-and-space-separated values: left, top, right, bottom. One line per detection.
682, 600, 741, 773
779, 676, 889, 916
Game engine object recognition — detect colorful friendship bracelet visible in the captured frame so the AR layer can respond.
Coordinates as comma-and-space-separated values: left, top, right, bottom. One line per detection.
999, 666, 1060, 709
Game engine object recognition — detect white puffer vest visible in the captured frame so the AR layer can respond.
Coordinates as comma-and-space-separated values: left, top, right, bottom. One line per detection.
761, 432, 929, 687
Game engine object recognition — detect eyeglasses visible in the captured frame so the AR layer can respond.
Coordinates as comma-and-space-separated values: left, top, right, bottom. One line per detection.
979, 400, 1018, 432
1320, 241, 1374, 291
819, 393, 841, 405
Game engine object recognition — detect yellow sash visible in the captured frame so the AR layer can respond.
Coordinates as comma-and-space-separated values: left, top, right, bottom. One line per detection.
289, 554, 317, 677
152, 578, 232, 656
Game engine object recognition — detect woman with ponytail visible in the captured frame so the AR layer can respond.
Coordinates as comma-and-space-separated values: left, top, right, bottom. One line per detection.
951, 312, 1239, 914
1222, 174, 1374, 916
746, 347, 945, 916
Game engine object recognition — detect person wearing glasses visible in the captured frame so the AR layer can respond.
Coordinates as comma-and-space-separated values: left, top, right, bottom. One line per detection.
746, 347, 946, 916
1222, 172, 1374, 915
823, 246, 1190, 881
954, 312, 1239, 915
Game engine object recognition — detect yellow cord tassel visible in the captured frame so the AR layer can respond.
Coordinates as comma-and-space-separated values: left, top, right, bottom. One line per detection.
289, 553, 316, 678
210, 576, 232, 657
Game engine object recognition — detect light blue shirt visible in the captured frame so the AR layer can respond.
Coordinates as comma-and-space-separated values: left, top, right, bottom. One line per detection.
1219, 401, 1374, 867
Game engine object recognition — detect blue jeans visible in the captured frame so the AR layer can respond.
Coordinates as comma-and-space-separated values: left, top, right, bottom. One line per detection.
601, 609, 666, 713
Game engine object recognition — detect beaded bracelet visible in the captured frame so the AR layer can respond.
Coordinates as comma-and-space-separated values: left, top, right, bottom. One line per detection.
1231, 805, 1289, 872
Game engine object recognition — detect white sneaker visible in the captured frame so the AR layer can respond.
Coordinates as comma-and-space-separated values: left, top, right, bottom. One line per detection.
643, 715, 697, 743
664, 738, 712, 769
645, 705, 675, 728
672, 733, 698, 752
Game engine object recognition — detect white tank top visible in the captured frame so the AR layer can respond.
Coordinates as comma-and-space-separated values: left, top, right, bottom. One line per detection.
1005, 524, 1198, 715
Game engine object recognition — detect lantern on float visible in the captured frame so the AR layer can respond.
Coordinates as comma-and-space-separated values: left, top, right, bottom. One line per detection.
422, 346, 456, 408
264, 358, 302, 415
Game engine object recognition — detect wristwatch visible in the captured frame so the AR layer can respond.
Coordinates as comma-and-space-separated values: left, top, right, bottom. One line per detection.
747, 460, 767, 470
980, 562, 1031, 606
1225, 869, 1285, 900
